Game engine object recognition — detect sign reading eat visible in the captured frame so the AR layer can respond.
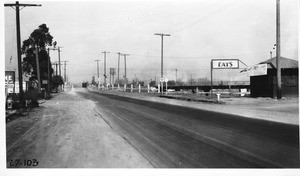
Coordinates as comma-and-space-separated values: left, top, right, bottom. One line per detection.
212, 59, 239, 69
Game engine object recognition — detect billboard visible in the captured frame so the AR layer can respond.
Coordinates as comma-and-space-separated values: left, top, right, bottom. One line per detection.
248, 63, 267, 76
212, 59, 239, 69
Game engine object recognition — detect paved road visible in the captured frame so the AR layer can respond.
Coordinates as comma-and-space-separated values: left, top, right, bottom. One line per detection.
77, 88, 299, 168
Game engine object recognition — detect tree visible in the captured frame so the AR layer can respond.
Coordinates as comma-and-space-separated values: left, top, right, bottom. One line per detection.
176, 79, 185, 86
91, 76, 97, 86
21, 24, 54, 89
51, 75, 64, 91
149, 80, 156, 87
167, 80, 176, 86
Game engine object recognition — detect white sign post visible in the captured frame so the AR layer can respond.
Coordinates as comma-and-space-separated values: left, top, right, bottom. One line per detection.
165, 78, 168, 95
138, 84, 141, 93
160, 77, 165, 94
97, 77, 101, 90
158, 83, 160, 93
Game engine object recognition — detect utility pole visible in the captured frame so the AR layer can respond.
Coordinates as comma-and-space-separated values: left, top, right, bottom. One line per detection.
122, 54, 130, 84
102, 51, 109, 85
47, 44, 59, 98
55, 62, 58, 75
276, 0, 282, 99
95, 59, 100, 86
48, 43, 62, 77
58, 46, 63, 77
4, 1, 41, 106
175, 69, 178, 82
110, 68, 115, 85
154, 33, 170, 94
117, 52, 122, 83
61, 61, 68, 83
35, 44, 41, 94
112, 68, 116, 85
52, 62, 57, 75
47, 48, 51, 99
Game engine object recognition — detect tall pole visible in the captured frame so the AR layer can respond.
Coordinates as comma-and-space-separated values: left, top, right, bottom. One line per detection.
58, 46, 62, 77
55, 63, 58, 76
175, 69, 178, 82
61, 61, 68, 83
276, 0, 282, 99
109, 68, 112, 85
35, 45, 41, 94
4, 1, 41, 106
95, 59, 101, 87
95, 60, 100, 80
155, 33, 170, 94
211, 60, 213, 99
102, 51, 109, 85
122, 54, 130, 84
112, 68, 115, 85
117, 52, 121, 83
47, 48, 51, 99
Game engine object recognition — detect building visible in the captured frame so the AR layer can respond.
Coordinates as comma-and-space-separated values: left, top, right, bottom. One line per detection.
250, 57, 298, 98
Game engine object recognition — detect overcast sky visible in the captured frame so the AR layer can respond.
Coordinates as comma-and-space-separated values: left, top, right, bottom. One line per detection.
3, 0, 298, 84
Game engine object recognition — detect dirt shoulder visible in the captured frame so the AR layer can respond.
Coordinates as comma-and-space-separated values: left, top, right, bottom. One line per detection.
88, 88, 299, 125
6, 88, 153, 168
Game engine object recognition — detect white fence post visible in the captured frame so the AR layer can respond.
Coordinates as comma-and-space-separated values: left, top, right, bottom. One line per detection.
131, 84, 133, 92
158, 84, 160, 93
147, 84, 150, 93
124, 84, 126, 92
138, 84, 141, 93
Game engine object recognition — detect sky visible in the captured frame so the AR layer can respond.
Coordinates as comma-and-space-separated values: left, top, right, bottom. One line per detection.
3, 0, 299, 84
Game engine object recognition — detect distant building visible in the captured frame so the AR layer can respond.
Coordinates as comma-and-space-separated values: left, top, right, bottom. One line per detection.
250, 57, 298, 98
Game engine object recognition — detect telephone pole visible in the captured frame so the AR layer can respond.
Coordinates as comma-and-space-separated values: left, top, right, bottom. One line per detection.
52, 62, 58, 76
61, 61, 68, 83
35, 44, 41, 94
117, 52, 122, 83
154, 33, 170, 94
102, 51, 109, 85
46, 48, 51, 99
276, 0, 282, 99
121, 54, 130, 84
4, 1, 41, 106
58, 46, 63, 77
95, 59, 101, 86
175, 69, 178, 82
48, 43, 62, 77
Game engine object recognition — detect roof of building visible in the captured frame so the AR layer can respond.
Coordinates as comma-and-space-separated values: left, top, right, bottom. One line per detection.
259, 57, 298, 69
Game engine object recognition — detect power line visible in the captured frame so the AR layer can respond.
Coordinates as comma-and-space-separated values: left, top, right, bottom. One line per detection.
131, 51, 269, 59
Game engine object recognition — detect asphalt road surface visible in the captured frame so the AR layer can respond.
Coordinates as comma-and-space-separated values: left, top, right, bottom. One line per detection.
77, 88, 299, 168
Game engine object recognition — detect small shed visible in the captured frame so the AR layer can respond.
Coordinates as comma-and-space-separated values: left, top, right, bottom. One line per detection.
250, 57, 298, 98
